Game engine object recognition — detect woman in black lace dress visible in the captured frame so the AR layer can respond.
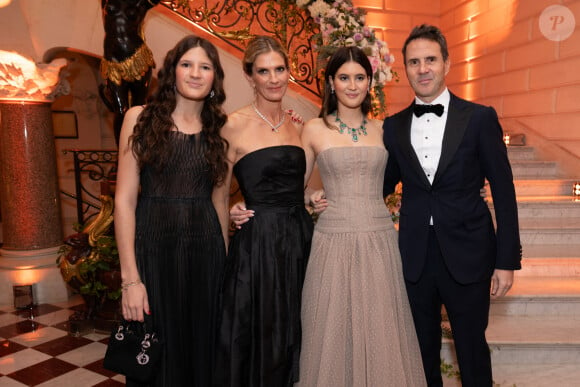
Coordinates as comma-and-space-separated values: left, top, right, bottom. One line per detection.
114, 35, 229, 386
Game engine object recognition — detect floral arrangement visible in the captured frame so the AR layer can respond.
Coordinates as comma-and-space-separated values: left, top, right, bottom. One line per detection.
385, 182, 402, 226
296, 0, 396, 117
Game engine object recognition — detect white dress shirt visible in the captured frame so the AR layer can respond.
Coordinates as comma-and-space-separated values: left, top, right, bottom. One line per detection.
411, 88, 450, 224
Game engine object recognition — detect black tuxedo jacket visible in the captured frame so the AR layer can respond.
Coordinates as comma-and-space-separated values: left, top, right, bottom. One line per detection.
383, 93, 522, 284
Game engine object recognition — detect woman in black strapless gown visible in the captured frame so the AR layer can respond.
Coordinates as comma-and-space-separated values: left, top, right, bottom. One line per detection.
215, 37, 313, 387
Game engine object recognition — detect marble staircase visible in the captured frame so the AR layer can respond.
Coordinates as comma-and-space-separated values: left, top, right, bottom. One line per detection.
442, 145, 580, 387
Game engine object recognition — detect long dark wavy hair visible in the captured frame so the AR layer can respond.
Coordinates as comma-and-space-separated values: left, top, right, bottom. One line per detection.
129, 35, 228, 185
319, 46, 373, 129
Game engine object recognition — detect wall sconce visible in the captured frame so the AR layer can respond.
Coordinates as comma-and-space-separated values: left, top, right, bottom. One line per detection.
573, 182, 580, 200
503, 133, 510, 146
13, 284, 35, 309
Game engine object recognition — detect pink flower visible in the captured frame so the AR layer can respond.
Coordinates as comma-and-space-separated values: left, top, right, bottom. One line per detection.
369, 55, 380, 74
300, 0, 396, 117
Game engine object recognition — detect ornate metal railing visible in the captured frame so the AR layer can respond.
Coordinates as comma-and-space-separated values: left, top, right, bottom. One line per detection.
161, 0, 321, 97
62, 150, 118, 226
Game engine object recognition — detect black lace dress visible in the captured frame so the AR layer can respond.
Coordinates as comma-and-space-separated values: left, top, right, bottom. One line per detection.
215, 145, 314, 387
130, 131, 226, 386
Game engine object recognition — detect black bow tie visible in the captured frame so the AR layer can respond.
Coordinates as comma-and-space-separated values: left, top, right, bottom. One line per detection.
413, 103, 444, 117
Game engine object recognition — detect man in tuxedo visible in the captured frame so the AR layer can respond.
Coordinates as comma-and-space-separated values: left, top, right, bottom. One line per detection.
383, 24, 522, 386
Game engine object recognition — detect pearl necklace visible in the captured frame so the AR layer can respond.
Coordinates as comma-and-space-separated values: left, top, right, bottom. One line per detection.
252, 102, 285, 132
333, 112, 368, 142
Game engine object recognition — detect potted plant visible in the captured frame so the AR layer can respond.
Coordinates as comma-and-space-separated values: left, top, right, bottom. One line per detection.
57, 194, 121, 331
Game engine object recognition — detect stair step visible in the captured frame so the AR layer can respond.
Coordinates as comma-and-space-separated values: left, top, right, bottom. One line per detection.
507, 276, 580, 297
442, 304, 580, 385
488, 364, 580, 387
523, 244, 580, 258
442, 145, 580, 387
507, 146, 536, 161
517, 216, 580, 228
511, 161, 559, 178
516, 258, 580, 277
487, 315, 580, 361
491, 295, 580, 317
490, 197, 580, 220
520, 227, 580, 245
514, 179, 579, 196
490, 276, 580, 316
442, 363, 580, 387
441, 315, 580, 365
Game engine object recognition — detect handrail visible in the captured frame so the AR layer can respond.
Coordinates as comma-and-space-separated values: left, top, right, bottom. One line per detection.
160, 0, 320, 98
62, 149, 118, 226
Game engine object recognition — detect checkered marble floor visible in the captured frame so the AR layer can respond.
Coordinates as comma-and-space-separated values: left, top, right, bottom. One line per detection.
0, 296, 125, 386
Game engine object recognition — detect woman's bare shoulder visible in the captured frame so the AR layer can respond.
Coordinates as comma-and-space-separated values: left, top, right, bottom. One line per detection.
226, 106, 252, 127
303, 117, 328, 132
222, 106, 253, 140
125, 105, 145, 118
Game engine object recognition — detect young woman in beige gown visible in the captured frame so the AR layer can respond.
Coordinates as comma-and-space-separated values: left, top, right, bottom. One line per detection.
296, 46, 426, 387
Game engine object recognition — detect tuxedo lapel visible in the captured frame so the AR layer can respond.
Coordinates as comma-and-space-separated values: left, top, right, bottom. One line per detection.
395, 105, 432, 188
434, 94, 473, 184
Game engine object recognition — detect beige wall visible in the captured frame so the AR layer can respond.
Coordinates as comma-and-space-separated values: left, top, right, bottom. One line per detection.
355, 0, 580, 173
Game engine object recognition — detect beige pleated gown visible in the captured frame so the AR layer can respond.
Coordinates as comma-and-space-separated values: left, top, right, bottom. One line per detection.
296, 146, 426, 387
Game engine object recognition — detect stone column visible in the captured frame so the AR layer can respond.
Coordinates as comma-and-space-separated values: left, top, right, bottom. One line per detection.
0, 100, 67, 305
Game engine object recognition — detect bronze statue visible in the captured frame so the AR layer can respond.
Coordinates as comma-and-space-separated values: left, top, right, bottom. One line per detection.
99, 0, 160, 144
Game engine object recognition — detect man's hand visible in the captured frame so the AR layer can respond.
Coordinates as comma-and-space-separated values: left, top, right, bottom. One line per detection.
230, 201, 254, 229
490, 269, 514, 298
309, 189, 328, 214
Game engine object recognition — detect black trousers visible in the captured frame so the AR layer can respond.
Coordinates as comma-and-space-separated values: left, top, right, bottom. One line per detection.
405, 227, 492, 387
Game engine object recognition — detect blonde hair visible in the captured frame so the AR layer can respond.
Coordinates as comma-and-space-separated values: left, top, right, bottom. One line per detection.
242, 36, 289, 76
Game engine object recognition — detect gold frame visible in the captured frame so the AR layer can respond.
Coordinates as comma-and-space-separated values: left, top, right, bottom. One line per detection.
52, 111, 78, 139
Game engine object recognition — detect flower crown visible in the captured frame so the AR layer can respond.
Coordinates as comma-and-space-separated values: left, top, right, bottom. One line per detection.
296, 0, 396, 117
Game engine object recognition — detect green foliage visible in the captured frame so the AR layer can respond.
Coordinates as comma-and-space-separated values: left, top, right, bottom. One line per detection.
440, 314, 514, 385
79, 235, 121, 300
440, 313, 460, 380
57, 231, 121, 301
440, 358, 461, 379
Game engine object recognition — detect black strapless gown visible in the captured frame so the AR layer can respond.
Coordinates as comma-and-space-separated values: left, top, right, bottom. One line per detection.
215, 145, 314, 387
130, 132, 226, 387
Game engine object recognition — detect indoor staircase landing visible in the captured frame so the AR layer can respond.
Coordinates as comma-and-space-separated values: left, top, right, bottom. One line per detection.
443, 145, 580, 387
